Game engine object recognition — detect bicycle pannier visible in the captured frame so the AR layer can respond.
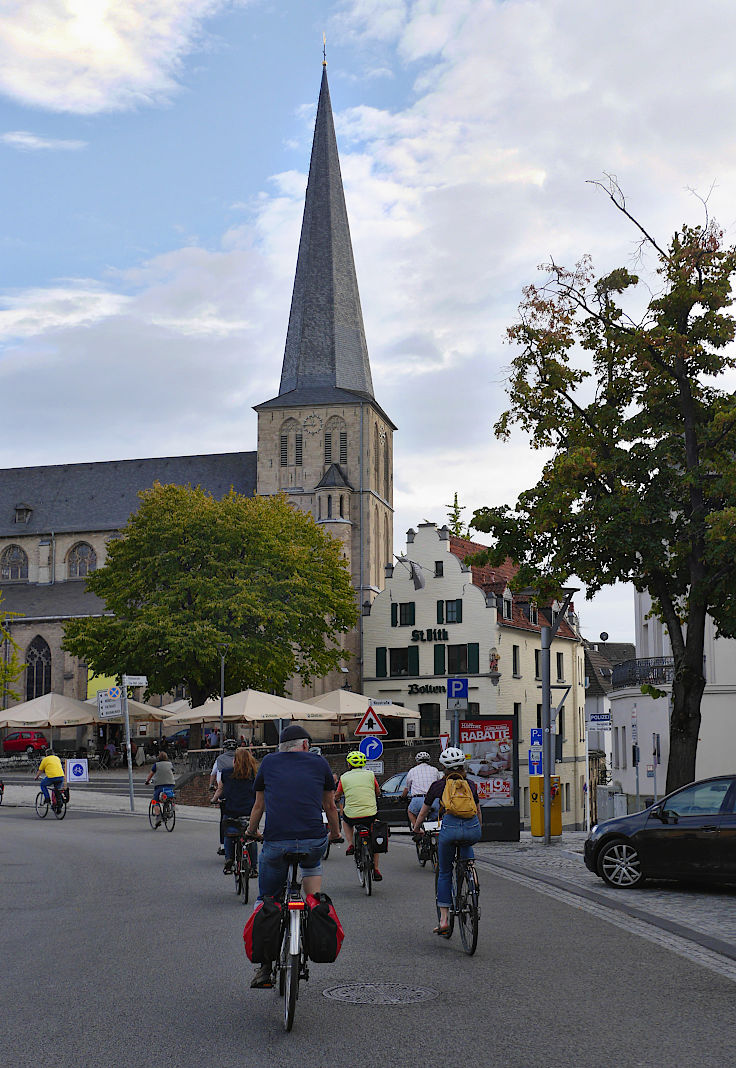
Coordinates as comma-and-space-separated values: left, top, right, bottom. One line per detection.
243, 897, 282, 963
441, 775, 477, 819
305, 893, 344, 963
371, 819, 390, 854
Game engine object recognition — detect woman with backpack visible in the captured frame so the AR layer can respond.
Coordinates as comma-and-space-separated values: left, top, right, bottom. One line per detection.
413, 746, 481, 935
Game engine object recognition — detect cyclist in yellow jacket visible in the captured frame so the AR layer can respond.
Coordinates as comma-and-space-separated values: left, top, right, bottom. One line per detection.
335, 751, 383, 880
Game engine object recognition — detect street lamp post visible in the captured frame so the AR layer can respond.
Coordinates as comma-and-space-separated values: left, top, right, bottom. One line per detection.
541, 588, 578, 845
217, 643, 230, 748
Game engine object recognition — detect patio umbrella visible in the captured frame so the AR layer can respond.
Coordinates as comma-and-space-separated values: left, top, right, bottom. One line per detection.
0, 692, 97, 729
166, 688, 335, 725
304, 689, 419, 720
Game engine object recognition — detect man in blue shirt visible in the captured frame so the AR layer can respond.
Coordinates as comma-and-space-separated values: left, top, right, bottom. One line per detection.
247, 724, 341, 988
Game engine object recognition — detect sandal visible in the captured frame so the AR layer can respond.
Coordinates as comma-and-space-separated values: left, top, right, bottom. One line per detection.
433, 925, 451, 936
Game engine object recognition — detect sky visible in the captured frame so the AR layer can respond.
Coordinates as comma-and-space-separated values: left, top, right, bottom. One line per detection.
3, 1, 736, 646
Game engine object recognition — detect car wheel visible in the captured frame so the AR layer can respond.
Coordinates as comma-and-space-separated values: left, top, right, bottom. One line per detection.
597, 838, 644, 888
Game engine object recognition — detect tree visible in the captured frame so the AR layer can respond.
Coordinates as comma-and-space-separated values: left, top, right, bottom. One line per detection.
470, 184, 736, 792
445, 492, 468, 537
0, 592, 22, 704
63, 484, 358, 712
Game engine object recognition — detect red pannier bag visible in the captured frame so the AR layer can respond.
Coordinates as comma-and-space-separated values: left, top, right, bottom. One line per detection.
243, 897, 282, 963
305, 893, 345, 963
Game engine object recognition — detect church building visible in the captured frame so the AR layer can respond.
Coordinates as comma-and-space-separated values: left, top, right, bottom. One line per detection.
0, 65, 394, 709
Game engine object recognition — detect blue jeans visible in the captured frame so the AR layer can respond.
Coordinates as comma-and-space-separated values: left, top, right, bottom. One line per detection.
153, 785, 174, 802
436, 814, 481, 908
40, 776, 64, 803
257, 836, 328, 901
409, 795, 440, 818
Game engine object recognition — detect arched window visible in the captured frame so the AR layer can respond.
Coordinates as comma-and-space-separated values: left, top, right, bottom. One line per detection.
384, 514, 391, 571
26, 636, 51, 701
68, 542, 97, 578
1, 544, 28, 581
339, 495, 344, 518
327, 495, 333, 519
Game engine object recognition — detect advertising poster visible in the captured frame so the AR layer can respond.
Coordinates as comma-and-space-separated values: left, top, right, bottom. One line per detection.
459, 718, 514, 807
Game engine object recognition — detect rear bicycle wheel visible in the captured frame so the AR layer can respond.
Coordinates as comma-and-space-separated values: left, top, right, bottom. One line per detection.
148, 801, 159, 829
35, 792, 49, 819
53, 796, 67, 820
457, 865, 479, 956
239, 842, 250, 904
163, 800, 176, 832
233, 839, 243, 896
355, 843, 365, 887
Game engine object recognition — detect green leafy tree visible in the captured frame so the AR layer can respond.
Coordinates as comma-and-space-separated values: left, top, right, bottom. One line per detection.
63, 484, 358, 713
0, 592, 22, 704
470, 185, 736, 792
445, 492, 468, 537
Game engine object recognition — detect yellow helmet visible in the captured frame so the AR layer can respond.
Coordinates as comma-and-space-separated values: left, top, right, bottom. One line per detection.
346, 750, 367, 767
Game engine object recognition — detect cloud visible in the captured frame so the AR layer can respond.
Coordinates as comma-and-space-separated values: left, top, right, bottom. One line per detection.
0, 0, 240, 114
1, 130, 87, 151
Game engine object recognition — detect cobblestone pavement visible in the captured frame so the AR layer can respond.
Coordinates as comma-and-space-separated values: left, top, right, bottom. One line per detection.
473, 832, 736, 982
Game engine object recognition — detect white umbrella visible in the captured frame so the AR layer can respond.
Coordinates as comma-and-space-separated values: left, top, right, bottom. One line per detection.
166, 688, 334, 725
304, 689, 419, 720
0, 692, 96, 728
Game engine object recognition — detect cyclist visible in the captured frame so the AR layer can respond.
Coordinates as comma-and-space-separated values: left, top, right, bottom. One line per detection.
210, 738, 238, 856
245, 724, 342, 989
34, 750, 66, 810
413, 746, 481, 935
211, 746, 259, 875
401, 751, 442, 830
145, 750, 175, 826
335, 751, 382, 880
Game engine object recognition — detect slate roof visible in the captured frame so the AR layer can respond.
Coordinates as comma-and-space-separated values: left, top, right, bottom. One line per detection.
254, 387, 396, 431
277, 67, 375, 402
449, 535, 579, 641
584, 645, 615, 697
592, 642, 635, 666
315, 463, 353, 490
0, 452, 257, 537
0, 580, 108, 621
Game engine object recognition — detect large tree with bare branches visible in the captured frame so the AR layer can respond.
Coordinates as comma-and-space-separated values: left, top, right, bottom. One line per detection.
471, 182, 736, 792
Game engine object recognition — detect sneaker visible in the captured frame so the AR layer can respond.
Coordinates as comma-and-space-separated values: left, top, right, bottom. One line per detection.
155, 817, 162, 827
223, 859, 234, 874
249, 868, 258, 879
217, 847, 225, 856
250, 964, 273, 989
345, 845, 355, 856
372, 870, 383, 881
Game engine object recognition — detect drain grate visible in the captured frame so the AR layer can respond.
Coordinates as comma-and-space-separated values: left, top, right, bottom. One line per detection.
322, 982, 439, 1005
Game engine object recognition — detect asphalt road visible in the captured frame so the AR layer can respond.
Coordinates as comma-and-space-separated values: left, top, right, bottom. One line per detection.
3, 805, 736, 1068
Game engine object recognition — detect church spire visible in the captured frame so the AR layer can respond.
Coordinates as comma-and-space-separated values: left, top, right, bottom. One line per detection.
278, 66, 374, 399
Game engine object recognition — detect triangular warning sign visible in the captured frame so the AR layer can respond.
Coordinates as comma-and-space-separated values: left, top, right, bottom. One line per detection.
354, 706, 388, 737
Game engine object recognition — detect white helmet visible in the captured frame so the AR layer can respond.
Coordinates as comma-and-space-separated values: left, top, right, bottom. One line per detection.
415, 751, 431, 764
439, 746, 466, 770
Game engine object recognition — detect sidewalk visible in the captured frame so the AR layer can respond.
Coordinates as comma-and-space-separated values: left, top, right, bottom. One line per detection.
2, 783, 219, 821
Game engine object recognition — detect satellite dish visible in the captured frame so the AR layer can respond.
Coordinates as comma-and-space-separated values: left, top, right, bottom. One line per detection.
600, 631, 609, 641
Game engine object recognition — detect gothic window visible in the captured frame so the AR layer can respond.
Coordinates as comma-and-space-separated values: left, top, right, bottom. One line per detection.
68, 542, 97, 578
327, 495, 333, 519
26, 635, 51, 701
324, 432, 332, 464
384, 515, 391, 573
279, 419, 300, 467
339, 495, 344, 518
373, 424, 379, 485
339, 431, 347, 466
1, 544, 28, 581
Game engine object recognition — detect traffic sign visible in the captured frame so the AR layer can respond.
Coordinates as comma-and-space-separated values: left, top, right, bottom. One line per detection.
359, 736, 384, 761
531, 728, 543, 746
97, 688, 122, 718
66, 758, 89, 783
354, 706, 388, 737
589, 712, 612, 731
123, 675, 148, 688
528, 748, 543, 775
447, 678, 469, 701
365, 760, 384, 776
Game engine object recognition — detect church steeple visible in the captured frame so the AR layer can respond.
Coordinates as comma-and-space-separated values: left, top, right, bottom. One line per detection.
278, 66, 374, 399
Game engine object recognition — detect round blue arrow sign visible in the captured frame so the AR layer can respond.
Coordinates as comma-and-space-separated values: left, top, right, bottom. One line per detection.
359, 736, 384, 761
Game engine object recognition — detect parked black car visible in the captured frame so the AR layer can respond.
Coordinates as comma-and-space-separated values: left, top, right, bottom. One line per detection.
584, 775, 736, 888
376, 771, 410, 826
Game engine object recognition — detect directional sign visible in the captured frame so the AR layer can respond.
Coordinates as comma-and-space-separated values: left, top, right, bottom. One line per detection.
354, 706, 388, 737
123, 675, 148, 688
359, 736, 384, 761
66, 758, 89, 783
97, 688, 122, 718
528, 748, 543, 775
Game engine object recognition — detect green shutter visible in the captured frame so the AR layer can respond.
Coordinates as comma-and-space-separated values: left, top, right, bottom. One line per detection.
468, 642, 479, 673
434, 644, 446, 675
408, 602, 416, 625
391, 603, 398, 627
376, 647, 387, 677
437, 600, 444, 624
456, 599, 463, 623
408, 646, 419, 676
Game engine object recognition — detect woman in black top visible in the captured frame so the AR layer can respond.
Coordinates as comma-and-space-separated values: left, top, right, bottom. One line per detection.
212, 746, 259, 874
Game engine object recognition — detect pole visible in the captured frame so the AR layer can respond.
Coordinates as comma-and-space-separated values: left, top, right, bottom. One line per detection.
121, 678, 135, 813
220, 651, 225, 748
634, 746, 641, 812
584, 725, 590, 834
452, 705, 460, 748
541, 624, 552, 845
652, 733, 659, 804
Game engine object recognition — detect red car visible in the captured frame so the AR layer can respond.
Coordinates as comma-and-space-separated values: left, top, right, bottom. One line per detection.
3, 730, 49, 755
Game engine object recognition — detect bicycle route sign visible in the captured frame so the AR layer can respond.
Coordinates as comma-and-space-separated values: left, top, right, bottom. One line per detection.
66, 758, 89, 783
354, 707, 388, 737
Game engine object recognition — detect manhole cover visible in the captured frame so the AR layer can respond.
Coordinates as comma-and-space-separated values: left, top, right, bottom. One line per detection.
322, 982, 439, 1005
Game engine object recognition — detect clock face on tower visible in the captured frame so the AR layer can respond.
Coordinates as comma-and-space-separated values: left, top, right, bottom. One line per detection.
303, 414, 323, 435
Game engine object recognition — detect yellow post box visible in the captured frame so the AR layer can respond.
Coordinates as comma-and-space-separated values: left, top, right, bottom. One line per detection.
529, 774, 562, 837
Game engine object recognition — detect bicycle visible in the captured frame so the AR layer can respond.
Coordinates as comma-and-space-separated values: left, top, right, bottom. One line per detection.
352, 821, 375, 896
434, 844, 480, 955
225, 817, 254, 904
35, 784, 68, 820
414, 821, 440, 870
148, 792, 176, 831
0, 779, 4, 805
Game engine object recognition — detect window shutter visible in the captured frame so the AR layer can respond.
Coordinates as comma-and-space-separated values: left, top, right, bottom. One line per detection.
376, 648, 387, 677
455, 599, 463, 623
434, 644, 446, 675
391, 603, 398, 627
408, 646, 419, 677
468, 643, 479, 673
408, 602, 416, 625
437, 600, 444, 624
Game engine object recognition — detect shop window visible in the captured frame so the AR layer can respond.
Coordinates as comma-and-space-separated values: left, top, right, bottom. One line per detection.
26, 635, 51, 701
1, 544, 28, 581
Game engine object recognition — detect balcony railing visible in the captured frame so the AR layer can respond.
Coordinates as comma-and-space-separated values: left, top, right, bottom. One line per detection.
611, 656, 674, 691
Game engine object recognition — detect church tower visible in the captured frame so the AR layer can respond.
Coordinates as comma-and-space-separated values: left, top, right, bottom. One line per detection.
255, 64, 395, 696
